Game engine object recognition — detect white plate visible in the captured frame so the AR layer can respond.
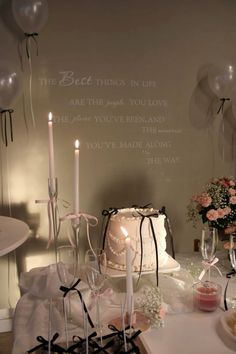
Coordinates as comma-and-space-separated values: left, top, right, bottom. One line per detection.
220, 309, 236, 342
105, 254, 180, 278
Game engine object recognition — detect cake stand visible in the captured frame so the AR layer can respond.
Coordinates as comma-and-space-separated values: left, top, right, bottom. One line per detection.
105, 254, 180, 278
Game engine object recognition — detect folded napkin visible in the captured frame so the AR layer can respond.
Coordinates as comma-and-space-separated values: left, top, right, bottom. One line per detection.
12, 264, 95, 354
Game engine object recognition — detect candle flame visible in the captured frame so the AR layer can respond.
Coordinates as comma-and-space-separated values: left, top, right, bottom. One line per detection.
75, 139, 80, 149
121, 226, 128, 238
48, 112, 53, 122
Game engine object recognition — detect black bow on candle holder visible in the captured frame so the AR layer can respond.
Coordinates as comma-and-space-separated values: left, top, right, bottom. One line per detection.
60, 278, 94, 329
27, 333, 65, 353
101, 324, 141, 354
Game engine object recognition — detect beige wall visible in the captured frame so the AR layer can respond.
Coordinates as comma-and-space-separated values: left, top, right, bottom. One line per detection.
1, 0, 236, 307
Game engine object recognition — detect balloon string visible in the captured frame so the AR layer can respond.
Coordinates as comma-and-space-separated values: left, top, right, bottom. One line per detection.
27, 37, 36, 127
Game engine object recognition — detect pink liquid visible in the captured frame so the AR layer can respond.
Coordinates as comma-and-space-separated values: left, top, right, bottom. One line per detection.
194, 286, 220, 312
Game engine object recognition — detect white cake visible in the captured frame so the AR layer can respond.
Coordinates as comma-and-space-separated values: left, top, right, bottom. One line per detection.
104, 207, 168, 272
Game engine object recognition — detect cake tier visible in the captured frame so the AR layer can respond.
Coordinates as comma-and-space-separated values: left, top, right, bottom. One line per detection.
104, 207, 168, 272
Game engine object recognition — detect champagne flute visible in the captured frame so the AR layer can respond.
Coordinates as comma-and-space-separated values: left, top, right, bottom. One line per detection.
200, 226, 218, 280
85, 248, 107, 343
226, 233, 236, 309
229, 233, 236, 271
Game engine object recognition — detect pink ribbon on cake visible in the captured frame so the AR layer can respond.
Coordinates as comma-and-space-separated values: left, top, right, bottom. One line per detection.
199, 257, 222, 280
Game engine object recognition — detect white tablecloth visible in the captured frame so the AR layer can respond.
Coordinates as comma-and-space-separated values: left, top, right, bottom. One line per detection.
140, 252, 236, 354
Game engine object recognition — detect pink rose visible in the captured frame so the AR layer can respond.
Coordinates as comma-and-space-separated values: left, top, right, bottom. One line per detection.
223, 207, 231, 215
206, 209, 218, 221
217, 208, 226, 218
229, 188, 236, 196
196, 193, 212, 207
229, 180, 236, 187
230, 196, 236, 204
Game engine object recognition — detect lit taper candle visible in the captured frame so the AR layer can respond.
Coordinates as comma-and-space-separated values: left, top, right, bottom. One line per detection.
74, 139, 80, 213
48, 112, 56, 194
121, 226, 133, 319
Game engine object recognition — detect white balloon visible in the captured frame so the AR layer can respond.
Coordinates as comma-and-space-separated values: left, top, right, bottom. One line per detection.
12, 0, 48, 34
208, 63, 235, 98
0, 61, 22, 110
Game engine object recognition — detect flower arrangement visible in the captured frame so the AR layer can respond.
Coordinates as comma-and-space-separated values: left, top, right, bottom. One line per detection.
137, 286, 165, 328
187, 177, 236, 230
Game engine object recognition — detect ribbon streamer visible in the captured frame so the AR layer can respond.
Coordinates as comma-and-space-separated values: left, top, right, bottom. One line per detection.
60, 212, 98, 250
102, 208, 119, 249
138, 212, 159, 287
27, 333, 65, 353
160, 206, 175, 259
198, 257, 222, 280
0, 109, 14, 147
23, 33, 39, 127
24, 33, 39, 59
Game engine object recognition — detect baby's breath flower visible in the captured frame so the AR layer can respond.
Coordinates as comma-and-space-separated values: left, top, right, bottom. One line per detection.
137, 286, 164, 328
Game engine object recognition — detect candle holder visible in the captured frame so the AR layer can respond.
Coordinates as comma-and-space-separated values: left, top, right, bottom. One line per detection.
193, 281, 222, 312
48, 178, 60, 260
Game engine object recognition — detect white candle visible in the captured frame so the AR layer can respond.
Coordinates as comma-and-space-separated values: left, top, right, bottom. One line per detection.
48, 112, 56, 194
74, 139, 80, 213
121, 226, 133, 319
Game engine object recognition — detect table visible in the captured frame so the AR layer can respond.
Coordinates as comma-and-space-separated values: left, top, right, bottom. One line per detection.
140, 253, 236, 354
0, 216, 30, 256
0, 216, 30, 333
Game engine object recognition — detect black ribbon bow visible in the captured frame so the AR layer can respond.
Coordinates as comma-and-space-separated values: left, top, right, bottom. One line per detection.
1, 109, 14, 146
24, 33, 39, 59
27, 333, 65, 353
101, 324, 141, 354
101, 204, 153, 250
66, 332, 98, 353
60, 278, 94, 328
217, 97, 230, 114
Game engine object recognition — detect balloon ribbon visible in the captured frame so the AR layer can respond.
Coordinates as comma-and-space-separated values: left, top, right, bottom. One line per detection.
217, 97, 230, 114
24, 33, 39, 59
0, 109, 14, 147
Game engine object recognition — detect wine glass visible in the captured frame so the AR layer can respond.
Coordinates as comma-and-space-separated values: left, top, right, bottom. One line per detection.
84, 248, 107, 343
57, 245, 77, 347
200, 226, 218, 280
